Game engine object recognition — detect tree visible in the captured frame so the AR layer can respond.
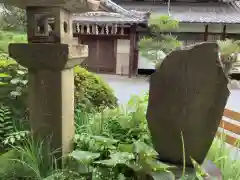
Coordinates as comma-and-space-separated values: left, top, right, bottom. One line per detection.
0, 4, 26, 31
217, 39, 240, 75
138, 15, 181, 67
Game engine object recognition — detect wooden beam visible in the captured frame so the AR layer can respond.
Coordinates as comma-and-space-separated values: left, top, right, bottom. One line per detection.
216, 132, 239, 147
219, 120, 240, 135
217, 108, 240, 147
114, 39, 117, 75
223, 109, 240, 122
133, 32, 139, 75
204, 25, 208, 41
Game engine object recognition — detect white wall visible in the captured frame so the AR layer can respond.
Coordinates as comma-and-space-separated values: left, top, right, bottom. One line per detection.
138, 53, 155, 70
225, 24, 240, 34
177, 23, 205, 32
177, 23, 240, 34
116, 39, 130, 75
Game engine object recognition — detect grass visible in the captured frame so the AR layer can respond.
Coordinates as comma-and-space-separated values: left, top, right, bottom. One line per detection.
207, 137, 240, 180
0, 136, 60, 180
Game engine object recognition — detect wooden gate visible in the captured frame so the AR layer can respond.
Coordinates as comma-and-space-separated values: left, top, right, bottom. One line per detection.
82, 38, 116, 74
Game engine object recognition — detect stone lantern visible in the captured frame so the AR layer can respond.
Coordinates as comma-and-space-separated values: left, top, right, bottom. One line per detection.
0, 0, 149, 158
0, 0, 93, 157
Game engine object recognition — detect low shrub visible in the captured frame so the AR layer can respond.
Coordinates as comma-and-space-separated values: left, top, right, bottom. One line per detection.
74, 66, 118, 112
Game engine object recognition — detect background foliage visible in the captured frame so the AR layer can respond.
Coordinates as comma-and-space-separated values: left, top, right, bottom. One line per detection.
0, 4, 26, 32
217, 39, 240, 75
139, 15, 181, 67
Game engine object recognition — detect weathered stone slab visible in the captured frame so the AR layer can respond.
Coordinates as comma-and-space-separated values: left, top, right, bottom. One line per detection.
9, 43, 87, 70
146, 43, 230, 167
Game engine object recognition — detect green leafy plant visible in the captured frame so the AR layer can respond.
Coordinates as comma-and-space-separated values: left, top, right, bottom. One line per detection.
74, 66, 118, 112
217, 39, 240, 75
0, 5, 26, 32
75, 93, 151, 147
3, 130, 30, 147
0, 68, 29, 135
0, 105, 14, 150
139, 15, 181, 67
207, 136, 240, 180
2, 136, 60, 180
69, 139, 174, 180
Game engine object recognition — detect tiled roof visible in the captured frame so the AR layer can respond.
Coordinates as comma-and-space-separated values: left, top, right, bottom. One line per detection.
72, 11, 148, 24
121, 2, 240, 24
72, 0, 150, 24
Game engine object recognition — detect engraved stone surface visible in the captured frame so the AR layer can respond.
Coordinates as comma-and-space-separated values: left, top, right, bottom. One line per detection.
146, 43, 230, 167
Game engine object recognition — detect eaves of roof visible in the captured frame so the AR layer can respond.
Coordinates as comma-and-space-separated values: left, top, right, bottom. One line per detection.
122, 2, 240, 24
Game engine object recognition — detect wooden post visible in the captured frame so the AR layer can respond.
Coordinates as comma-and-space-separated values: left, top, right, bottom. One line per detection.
133, 32, 139, 76
204, 25, 208, 41
129, 24, 137, 78
221, 25, 226, 40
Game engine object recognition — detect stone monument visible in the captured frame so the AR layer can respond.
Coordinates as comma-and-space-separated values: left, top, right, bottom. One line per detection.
147, 43, 229, 178
0, 0, 149, 159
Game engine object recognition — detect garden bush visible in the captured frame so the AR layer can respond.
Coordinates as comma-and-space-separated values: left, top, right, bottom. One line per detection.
74, 66, 117, 112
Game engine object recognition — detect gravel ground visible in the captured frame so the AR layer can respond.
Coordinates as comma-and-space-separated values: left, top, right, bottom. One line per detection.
99, 74, 149, 105
100, 74, 240, 111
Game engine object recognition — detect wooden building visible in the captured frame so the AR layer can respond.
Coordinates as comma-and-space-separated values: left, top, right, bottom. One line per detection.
72, 3, 150, 77
120, 1, 240, 72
